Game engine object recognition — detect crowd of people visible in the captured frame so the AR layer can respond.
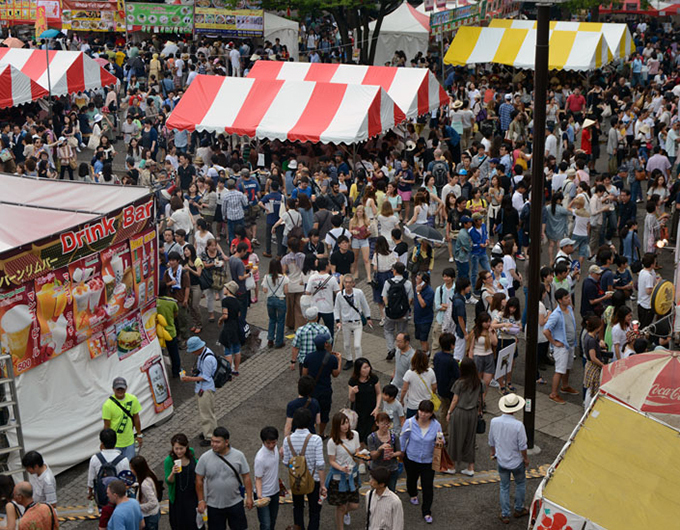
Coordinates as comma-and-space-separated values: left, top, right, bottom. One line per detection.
0, 10, 679, 530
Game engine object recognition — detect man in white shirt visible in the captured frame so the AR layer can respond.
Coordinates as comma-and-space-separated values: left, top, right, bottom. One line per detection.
637, 253, 659, 330
545, 126, 558, 159
441, 174, 461, 204
366, 467, 404, 530
551, 161, 568, 193
254, 426, 280, 527
282, 408, 327, 530
334, 275, 372, 369
489, 394, 529, 523
306, 258, 340, 340
382, 262, 414, 360
22, 450, 57, 507
87, 428, 131, 506
229, 44, 241, 77
512, 181, 527, 213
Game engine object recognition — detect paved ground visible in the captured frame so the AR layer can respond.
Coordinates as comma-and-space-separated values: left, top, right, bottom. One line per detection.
54, 138, 678, 529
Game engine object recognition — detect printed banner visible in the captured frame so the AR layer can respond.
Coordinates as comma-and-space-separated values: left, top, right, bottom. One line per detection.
0, 283, 40, 375
115, 311, 148, 361
141, 353, 173, 413
100, 242, 136, 324
194, 0, 263, 37
34, 266, 76, 358
34, 5, 47, 39
430, 1, 487, 35
129, 229, 158, 312
125, 3, 193, 33
62, 0, 125, 32
0, 0, 60, 26
0, 198, 153, 289
69, 253, 106, 342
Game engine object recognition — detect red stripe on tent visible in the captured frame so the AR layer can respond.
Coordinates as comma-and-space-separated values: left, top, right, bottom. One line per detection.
30, 78, 48, 102
247, 60, 284, 79
437, 85, 448, 108
288, 83, 346, 143
0, 49, 9, 62
20, 50, 54, 82
367, 90, 382, 139
230, 79, 284, 137
0, 67, 12, 108
65, 52, 85, 94
362, 66, 397, 93
417, 77, 429, 117
166, 75, 226, 132
99, 65, 118, 88
304, 63, 339, 83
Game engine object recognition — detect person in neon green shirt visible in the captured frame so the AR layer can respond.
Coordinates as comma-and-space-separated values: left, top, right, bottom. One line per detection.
102, 377, 142, 461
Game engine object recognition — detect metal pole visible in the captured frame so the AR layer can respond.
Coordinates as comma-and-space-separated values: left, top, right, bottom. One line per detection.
523, 2, 550, 451
45, 37, 52, 119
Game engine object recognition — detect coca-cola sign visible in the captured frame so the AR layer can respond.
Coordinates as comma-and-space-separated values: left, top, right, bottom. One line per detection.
642, 356, 680, 414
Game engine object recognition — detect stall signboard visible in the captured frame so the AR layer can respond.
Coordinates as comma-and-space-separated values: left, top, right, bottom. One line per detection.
141, 353, 172, 413
0, 198, 157, 376
126, 3, 193, 33
194, 0, 263, 37
430, 1, 487, 35
0, 0, 60, 27
62, 0, 125, 32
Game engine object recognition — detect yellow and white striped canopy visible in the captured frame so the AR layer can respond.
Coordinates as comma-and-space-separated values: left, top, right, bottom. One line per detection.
444, 26, 610, 71
489, 19, 634, 59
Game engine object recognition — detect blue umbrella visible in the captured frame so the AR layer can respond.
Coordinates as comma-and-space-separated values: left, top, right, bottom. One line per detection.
39, 29, 62, 39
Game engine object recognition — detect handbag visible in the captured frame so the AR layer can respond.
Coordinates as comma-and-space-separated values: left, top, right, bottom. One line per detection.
343, 292, 367, 326
211, 268, 229, 290
339, 407, 359, 430
69, 158, 78, 169
198, 268, 213, 290
417, 373, 441, 411
635, 169, 647, 181
431, 441, 455, 472
368, 218, 379, 238
476, 390, 486, 434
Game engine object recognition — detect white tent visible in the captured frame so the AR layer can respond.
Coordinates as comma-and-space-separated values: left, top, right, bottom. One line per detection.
368, 1, 430, 66
264, 12, 299, 62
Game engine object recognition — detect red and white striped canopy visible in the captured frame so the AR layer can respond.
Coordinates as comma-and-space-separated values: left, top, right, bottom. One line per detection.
247, 61, 448, 120
0, 64, 49, 108
0, 49, 117, 98
167, 75, 407, 145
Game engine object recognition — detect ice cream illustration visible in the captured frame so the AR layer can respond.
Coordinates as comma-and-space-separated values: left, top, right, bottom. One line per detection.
1, 305, 33, 362
48, 314, 68, 354
73, 284, 90, 313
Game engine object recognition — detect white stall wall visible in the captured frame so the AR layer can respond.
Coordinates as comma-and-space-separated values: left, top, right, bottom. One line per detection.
10, 339, 172, 475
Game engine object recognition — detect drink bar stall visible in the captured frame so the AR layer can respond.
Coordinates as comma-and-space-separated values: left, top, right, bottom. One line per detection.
0, 175, 172, 474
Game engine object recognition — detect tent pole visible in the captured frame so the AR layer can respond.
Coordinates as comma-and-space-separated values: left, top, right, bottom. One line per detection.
523, 2, 550, 453
45, 37, 53, 119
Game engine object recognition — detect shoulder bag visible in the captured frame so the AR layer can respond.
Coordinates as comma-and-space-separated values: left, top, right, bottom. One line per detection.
343, 292, 367, 326
417, 373, 441, 411
216, 453, 246, 498
108, 396, 134, 421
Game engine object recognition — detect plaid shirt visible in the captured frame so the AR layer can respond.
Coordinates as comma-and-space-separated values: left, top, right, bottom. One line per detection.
292, 322, 329, 363
222, 189, 248, 221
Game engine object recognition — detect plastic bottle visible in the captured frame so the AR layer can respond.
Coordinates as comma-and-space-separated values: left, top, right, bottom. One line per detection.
318, 492, 327, 505
202, 512, 208, 523
87, 499, 96, 515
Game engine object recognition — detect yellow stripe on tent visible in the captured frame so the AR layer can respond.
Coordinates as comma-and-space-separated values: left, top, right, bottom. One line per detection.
492, 28, 528, 66
489, 18, 513, 28
578, 22, 603, 32
548, 31, 577, 70
443, 26, 483, 66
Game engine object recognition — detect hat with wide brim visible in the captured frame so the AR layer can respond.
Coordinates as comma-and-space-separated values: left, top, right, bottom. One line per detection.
452, 100, 463, 109
582, 118, 596, 128
498, 393, 526, 414
405, 140, 416, 152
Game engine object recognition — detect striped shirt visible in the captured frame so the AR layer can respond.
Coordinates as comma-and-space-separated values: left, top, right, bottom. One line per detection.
222, 189, 248, 221
366, 487, 404, 530
282, 429, 325, 482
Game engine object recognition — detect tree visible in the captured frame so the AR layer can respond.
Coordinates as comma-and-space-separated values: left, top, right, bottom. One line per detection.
257, 0, 403, 65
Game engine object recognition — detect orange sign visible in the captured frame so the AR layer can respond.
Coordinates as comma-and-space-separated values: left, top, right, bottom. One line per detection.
34, 5, 47, 39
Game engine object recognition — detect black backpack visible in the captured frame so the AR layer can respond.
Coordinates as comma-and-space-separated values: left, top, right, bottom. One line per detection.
385, 278, 410, 320
94, 453, 125, 507
431, 160, 449, 189
475, 288, 488, 316
201, 350, 232, 388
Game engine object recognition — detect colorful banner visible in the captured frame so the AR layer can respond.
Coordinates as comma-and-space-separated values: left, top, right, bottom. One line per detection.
0, 0, 60, 26
125, 3, 193, 33
0, 198, 153, 289
430, 1, 487, 35
142, 353, 172, 413
0, 283, 40, 375
194, 0, 263, 37
34, 266, 76, 357
130, 229, 158, 311
62, 0, 125, 32
35, 5, 47, 39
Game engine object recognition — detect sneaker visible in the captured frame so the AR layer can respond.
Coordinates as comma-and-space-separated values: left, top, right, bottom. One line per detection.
252, 239, 261, 247
499, 514, 510, 524
461, 469, 474, 477
448, 257, 454, 263
516, 254, 526, 261
549, 394, 566, 405
343, 360, 354, 370
424, 515, 433, 524
630, 294, 636, 301
410, 497, 419, 505
489, 379, 500, 388
386, 349, 395, 361
358, 463, 366, 474
514, 508, 529, 518
560, 386, 579, 395
343, 514, 351, 525
262, 252, 272, 258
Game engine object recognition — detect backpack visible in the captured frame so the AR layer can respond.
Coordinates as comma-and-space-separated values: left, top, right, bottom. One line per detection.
286, 434, 315, 496
200, 350, 232, 389
431, 160, 449, 189
94, 453, 125, 506
385, 278, 410, 320
327, 228, 346, 252
475, 288, 488, 316
287, 211, 304, 241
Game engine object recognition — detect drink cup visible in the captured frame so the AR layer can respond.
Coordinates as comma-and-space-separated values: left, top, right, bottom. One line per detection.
111, 256, 124, 284
1, 305, 33, 362
174, 459, 182, 473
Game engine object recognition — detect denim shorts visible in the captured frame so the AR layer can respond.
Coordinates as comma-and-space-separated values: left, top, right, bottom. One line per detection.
352, 238, 369, 249
224, 343, 241, 356
414, 322, 433, 342
573, 234, 589, 257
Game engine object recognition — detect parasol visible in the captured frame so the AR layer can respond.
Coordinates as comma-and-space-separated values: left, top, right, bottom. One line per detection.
404, 224, 445, 244
2, 37, 24, 49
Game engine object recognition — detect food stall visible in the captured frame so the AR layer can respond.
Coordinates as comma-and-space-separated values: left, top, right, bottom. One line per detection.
0, 175, 172, 474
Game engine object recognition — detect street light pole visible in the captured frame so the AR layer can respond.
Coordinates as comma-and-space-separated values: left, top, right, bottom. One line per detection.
523, 2, 550, 451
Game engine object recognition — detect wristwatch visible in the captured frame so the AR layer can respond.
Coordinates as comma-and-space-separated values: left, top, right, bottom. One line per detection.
136, 433, 144, 438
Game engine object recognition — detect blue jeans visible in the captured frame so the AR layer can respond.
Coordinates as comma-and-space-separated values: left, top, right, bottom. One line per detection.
455, 259, 470, 281
498, 462, 526, 517
256, 494, 280, 530
144, 512, 160, 530
470, 253, 490, 288
117, 444, 135, 461
267, 297, 287, 345
630, 179, 642, 203
227, 219, 245, 243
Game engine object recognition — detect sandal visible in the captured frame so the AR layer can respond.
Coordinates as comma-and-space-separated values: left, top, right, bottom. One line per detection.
536, 377, 547, 385
501, 387, 510, 396
507, 384, 517, 392
190, 327, 197, 333
194, 327, 202, 334
208, 317, 215, 323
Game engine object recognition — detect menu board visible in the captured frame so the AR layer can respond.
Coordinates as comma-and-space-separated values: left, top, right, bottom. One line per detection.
62, 0, 125, 32
0, 0, 60, 25
126, 3, 193, 33
194, 0, 263, 37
